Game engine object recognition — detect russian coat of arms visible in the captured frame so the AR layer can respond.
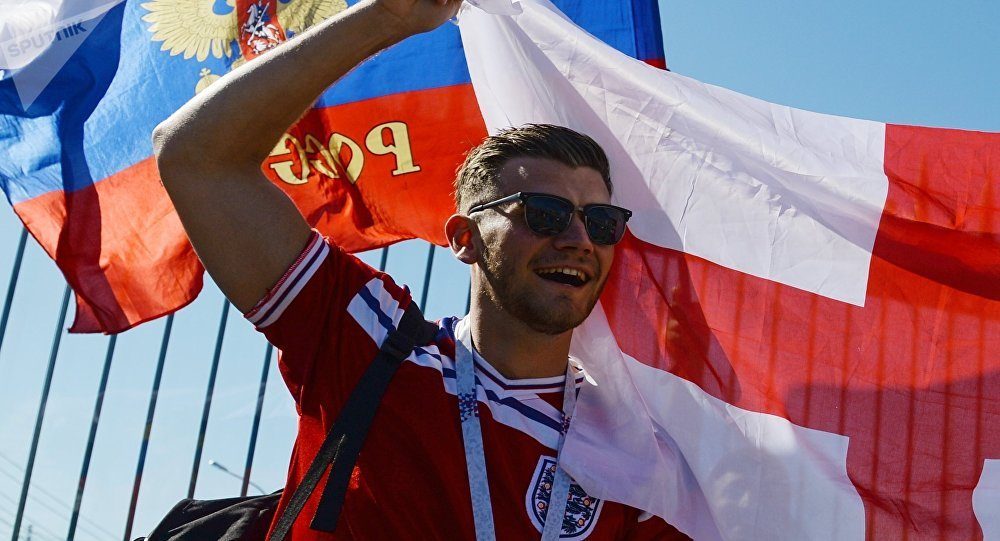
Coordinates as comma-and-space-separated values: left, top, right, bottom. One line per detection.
526, 456, 604, 539
140, 0, 347, 92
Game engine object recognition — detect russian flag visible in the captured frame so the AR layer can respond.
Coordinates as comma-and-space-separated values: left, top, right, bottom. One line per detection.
0, 0, 665, 333
459, 0, 1000, 539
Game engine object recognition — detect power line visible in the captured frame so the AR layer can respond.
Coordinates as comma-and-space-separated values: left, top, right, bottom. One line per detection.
0, 502, 67, 541
0, 490, 99, 541
0, 456, 115, 540
0, 453, 116, 540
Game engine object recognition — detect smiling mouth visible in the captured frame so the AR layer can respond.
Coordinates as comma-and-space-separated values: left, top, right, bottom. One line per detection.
535, 267, 590, 287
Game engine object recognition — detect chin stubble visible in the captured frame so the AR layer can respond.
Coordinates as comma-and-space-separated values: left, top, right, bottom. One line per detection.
479, 243, 603, 336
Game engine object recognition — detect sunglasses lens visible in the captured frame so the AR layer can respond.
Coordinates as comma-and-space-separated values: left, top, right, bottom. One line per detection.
524, 195, 573, 235
584, 206, 628, 245
520, 195, 629, 245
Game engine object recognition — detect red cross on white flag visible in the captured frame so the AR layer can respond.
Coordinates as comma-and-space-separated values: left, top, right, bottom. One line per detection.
459, 1, 1000, 539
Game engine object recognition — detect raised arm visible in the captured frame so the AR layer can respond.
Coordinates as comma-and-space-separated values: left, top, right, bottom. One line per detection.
152, 0, 460, 312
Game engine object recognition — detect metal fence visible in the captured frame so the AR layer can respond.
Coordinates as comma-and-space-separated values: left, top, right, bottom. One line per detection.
0, 210, 470, 541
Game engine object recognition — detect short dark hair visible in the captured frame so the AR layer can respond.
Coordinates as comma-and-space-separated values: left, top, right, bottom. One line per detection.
454, 124, 612, 213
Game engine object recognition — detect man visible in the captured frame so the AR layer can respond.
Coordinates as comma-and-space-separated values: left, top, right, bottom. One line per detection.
153, 0, 689, 538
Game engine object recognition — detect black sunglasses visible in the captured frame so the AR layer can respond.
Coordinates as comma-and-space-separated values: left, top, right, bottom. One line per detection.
468, 192, 632, 245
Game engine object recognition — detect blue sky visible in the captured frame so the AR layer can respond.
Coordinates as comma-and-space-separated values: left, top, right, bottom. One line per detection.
0, 1, 998, 539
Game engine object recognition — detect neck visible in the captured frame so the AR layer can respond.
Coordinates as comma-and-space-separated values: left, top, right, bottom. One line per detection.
467, 297, 571, 380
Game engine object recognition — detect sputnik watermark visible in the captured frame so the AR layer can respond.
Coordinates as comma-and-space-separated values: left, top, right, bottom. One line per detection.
4, 21, 89, 62
0, 0, 123, 109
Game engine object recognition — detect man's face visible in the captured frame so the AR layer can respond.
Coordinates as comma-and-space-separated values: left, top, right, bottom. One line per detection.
473, 156, 616, 335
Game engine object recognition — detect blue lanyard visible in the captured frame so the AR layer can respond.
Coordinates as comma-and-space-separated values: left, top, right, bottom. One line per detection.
455, 320, 577, 541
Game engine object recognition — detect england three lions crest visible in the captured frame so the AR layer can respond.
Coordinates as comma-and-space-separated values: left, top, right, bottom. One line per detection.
526, 456, 604, 539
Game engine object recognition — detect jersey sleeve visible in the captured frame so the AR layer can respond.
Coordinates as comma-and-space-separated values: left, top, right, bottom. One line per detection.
243, 231, 410, 406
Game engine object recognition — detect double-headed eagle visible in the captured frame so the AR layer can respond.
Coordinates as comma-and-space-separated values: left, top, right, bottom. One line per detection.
141, 0, 347, 62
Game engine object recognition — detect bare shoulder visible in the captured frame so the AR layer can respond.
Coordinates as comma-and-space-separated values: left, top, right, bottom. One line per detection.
156, 158, 311, 313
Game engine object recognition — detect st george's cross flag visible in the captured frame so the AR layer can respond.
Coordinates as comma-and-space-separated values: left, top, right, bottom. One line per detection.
459, 1, 1000, 539
0, 0, 663, 333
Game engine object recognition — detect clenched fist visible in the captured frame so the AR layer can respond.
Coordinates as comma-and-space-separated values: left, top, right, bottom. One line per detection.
373, 0, 463, 37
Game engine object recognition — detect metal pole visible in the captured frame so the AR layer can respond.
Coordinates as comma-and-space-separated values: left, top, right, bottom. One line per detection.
122, 314, 174, 541
466, 285, 472, 315
10, 285, 70, 541
241, 343, 273, 496
378, 247, 390, 273
419, 244, 435, 312
187, 299, 230, 498
67, 334, 117, 541
0, 228, 28, 357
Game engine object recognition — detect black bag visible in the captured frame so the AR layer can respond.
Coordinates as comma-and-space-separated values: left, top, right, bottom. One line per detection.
140, 493, 281, 540
139, 303, 438, 541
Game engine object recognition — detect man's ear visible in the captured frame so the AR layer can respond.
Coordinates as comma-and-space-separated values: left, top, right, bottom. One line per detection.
445, 214, 479, 265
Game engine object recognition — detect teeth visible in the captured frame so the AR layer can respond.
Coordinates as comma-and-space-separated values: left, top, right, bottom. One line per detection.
537, 267, 588, 281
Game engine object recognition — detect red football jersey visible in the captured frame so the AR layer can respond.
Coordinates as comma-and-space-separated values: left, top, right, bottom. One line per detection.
246, 232, 688, 540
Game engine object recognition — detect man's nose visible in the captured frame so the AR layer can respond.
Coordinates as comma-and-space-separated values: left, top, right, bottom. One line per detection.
552, 211, 593, 253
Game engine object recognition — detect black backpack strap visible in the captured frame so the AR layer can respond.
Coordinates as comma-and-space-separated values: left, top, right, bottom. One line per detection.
268, 302, 438, 541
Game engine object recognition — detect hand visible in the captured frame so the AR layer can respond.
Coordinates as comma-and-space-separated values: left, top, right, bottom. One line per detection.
374, 0, 463, 37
